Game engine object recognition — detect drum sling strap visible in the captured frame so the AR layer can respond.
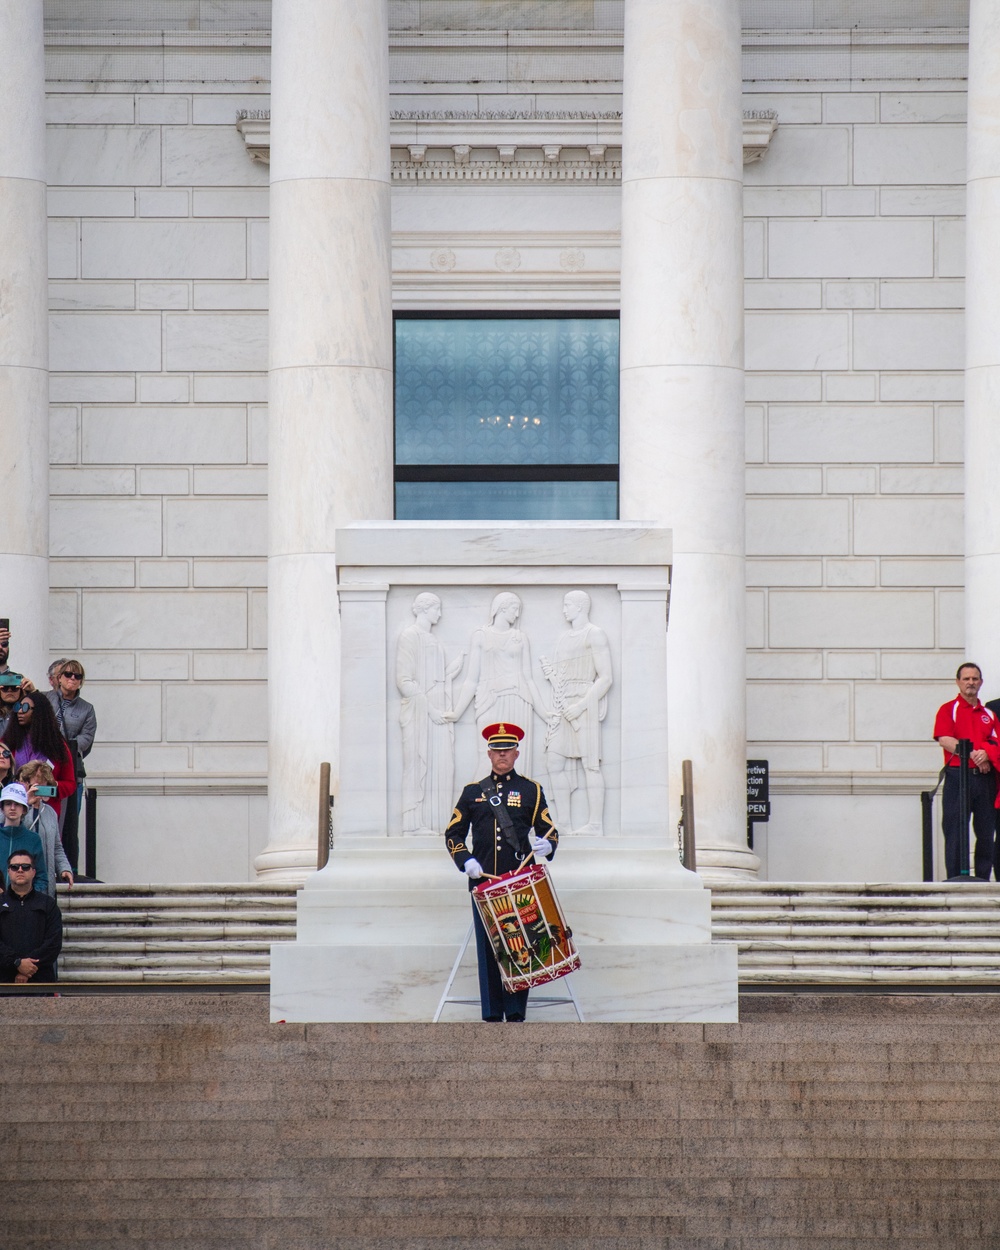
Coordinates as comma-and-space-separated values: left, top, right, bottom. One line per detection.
479, 776, 529, 858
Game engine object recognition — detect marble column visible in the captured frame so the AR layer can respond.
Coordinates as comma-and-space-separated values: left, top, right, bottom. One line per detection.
256, 0, 393, 879
0, 1, 49, 688
619, 0, 758, 877
965, 0, 1000, 683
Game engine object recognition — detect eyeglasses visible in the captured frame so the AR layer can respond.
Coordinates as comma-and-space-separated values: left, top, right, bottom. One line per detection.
7, 864, 33, 873
0, 751, 10, 759
61, 672, 82, 681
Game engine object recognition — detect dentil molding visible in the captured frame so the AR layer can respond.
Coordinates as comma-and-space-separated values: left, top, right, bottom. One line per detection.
236, 109, 778, 178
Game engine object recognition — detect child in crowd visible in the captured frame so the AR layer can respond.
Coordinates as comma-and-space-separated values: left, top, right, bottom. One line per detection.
0, 783, 48, 894
17, 762, 73, 896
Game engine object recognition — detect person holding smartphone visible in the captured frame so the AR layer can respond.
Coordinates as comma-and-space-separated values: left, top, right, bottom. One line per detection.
0, 619, 36, 694
0, 693, 75, 812
0, 672, 25, 738
17, 761, 73, 895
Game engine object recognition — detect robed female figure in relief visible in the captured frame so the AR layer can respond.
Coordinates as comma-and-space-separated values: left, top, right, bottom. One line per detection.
447, 592, 548, 776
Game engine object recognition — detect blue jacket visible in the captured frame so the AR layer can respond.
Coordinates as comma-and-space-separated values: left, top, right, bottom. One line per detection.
0, 824, 49, 894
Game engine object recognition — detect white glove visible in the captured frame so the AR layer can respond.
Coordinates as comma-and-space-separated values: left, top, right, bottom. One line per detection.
529, 834, 553, 859
464, 857, 485, 879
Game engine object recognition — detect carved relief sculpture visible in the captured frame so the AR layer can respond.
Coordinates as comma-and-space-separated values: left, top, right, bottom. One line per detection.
396, 593, 463, 836
447, 591, 548, 775
540, 591, 612, 834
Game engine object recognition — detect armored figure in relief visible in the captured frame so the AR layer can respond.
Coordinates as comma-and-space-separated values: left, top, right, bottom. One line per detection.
396, 593, 463, 836
541, 591, 612, 834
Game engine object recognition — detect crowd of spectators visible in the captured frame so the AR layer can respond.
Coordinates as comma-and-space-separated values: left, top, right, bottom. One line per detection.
0, 626, 97, 988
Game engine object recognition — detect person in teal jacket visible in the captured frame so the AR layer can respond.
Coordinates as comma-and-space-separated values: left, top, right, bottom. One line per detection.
0, 783, 48, 894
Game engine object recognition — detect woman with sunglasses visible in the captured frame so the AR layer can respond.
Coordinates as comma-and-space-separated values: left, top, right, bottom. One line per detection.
47, 659, 96, 763
0, 743, 14, 790
0, 692, 75, 819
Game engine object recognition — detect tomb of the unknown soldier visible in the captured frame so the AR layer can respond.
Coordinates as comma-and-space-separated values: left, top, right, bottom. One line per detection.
4, 1, 1000, 1247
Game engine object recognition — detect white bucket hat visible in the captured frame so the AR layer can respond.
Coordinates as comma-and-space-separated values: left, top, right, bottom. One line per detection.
0, 783, 29, 810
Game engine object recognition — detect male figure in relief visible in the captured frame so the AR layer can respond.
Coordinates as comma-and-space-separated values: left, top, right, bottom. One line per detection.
542, 591, 612, 834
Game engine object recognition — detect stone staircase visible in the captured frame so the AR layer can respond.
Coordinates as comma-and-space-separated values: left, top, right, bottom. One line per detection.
53, 880, 1000, 985
713, 880, 1000, 984
58, 883, 296, 982
8, 991, 1000, 1248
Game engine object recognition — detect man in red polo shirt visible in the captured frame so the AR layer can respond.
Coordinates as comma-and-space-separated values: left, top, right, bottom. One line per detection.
933, 662, 999, 879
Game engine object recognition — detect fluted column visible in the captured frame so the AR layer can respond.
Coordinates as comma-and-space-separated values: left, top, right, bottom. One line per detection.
965, 0, 1000, 682
619, 0, 758, 877
256, 0, 393, 879
0, 1, 49, 687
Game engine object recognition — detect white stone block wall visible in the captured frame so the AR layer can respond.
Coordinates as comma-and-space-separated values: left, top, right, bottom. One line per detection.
44, 6, 271, 881
743, 19, 969, 880
39, 2, 972, 882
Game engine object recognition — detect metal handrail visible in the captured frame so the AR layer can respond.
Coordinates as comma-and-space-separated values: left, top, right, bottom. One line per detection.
677, 759, 696, 872
317, 762, 333, 869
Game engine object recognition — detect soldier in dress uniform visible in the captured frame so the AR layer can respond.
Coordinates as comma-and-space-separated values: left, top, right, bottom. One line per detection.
445, 722, 558, 1022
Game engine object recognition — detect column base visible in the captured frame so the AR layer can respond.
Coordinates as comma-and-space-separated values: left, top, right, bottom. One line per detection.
253, 842, 319, 883
696, 845, 761, 880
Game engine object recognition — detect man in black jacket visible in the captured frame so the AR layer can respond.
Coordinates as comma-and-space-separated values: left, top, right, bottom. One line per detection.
0, 851, 62, 984
445, 722, 558, 1022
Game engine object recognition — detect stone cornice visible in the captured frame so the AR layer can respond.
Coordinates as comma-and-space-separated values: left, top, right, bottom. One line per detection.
237, 109, 778, 174
43, 28, 969, 49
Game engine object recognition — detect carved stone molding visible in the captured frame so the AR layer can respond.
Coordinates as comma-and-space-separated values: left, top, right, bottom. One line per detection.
236, 109, 778, 175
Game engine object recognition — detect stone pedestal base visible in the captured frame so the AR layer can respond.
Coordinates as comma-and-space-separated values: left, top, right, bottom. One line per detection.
269, 838, 739, 1022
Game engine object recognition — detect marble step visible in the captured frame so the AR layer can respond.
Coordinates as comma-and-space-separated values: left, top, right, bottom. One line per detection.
63, 939, 276, 953
65, 924, 293, 941
61, 965, 273, 975
716, 923, 1000, 938
66, 952, 269, 967
64, 910, 296, 927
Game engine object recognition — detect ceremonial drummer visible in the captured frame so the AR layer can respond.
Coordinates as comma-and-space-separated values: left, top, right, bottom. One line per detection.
445, 722, 558, 1022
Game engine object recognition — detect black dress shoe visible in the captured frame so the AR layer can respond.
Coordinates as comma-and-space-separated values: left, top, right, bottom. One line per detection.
505, 1013, 525, 1022
483, 1015, 503, 1022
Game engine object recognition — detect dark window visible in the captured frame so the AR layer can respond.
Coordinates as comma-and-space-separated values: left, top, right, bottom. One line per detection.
394, 313, 619, 520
